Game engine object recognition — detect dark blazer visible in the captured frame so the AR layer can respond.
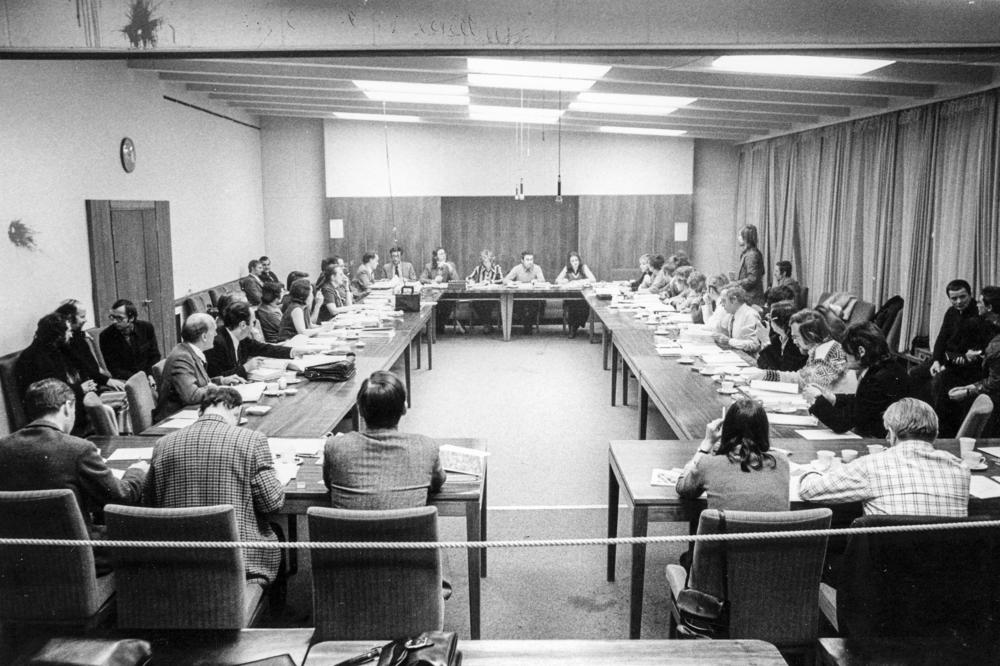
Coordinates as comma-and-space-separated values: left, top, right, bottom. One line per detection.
736, 247, 765, 305
240, 275, 264, 306
0, 421, 144, 531
810, 357, 910, 437
377, 261, 417, 281
14, 340, 88, 433
99, 320, 161, 380
156, 343, 220, 419
260, 270, 280, 285
205, 330, 292, 379
65, 330, 110, 387
757, 334, 809, 372
932, 302, 979, 363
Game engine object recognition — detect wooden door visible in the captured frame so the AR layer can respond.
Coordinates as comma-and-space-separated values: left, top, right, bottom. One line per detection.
86, 200, 176, 353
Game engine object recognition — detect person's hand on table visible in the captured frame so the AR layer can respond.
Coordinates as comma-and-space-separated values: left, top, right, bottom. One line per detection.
289, 347, 310, 358
740, 368, 765, 381
434, 275, 444, 283
712, 333, 730, 347
81, 379, 98, 393
222, 375, 246, 386
948, 385, 977, 401
802, 383, 834, 406
128, 460, 150, 475
243, 357, 263, 373
965, 349, 984, 363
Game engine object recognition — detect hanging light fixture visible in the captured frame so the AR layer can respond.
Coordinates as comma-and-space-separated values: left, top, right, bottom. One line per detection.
555, 89, 563, 203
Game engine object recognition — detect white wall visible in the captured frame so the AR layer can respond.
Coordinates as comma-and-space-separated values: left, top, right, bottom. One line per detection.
325, 121, 693, 197
0, 60, 266, 433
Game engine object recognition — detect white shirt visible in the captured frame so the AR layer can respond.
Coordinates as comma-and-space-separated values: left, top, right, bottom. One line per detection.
726, 303, 769, 353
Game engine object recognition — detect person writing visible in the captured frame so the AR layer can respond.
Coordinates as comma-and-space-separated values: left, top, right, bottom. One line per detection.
711, 286, 769, 354
742, 309, 848, 389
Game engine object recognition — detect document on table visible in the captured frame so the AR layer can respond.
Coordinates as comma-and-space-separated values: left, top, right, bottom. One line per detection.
795, 428, 862, 440
700, 351, 745, 365
651, 468, 684, 486
749, 379, 800, 394
107, 447, 154, 461
274, 463, 300, 487
970, 476, 1000, 499
233, 382, 267, 403
268, 437, 326, 459
766, 412, 819, 426
979, 446, 1000, 459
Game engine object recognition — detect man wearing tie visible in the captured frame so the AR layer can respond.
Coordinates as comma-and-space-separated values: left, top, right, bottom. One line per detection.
156, 313, 242, 419
712, 286, 769, 354
377, 246, 417, 282
205, 302, 309, 379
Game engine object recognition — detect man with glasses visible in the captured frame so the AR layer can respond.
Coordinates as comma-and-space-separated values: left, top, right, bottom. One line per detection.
55, 299, 126, 391
99, 298, 162, 381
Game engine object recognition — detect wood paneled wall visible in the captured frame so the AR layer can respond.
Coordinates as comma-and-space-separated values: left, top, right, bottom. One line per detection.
578, 195, 692, 278
326, 194, 692, 280
326, 197, 441, 274
440, 196, 579, 278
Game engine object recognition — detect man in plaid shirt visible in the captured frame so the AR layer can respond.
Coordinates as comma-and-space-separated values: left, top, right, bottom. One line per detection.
798, 398, 970, 517
145, 386, 285, 584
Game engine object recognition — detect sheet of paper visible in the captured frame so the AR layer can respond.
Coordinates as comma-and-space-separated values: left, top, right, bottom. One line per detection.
766, 413, 819, 426
111, 468, 125, 479
749, 379, 800, 394
979, 446, 1000, 459
795, 428, 862, 441
158, 417, 196, 429
274, 463, 300, 486
233, 382, 267, 403
970, 476, 1000, 499
108, 447, 154, 461
701, 351, 745, 365
650, 468, 684, 486
439, 444, 489, 476
268, 437, 326, 458
789, 474, 803, 502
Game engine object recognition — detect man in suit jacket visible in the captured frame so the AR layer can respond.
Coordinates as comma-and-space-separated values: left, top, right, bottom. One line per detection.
99, 298, 161, 380
351, 251, 379, 301
0, 378, 146, 571
206, 301, 307, 379
377, 246, 417, 281
144, 386, 284, 584
55, 299, 125, 391
259, 255, 280, 285
156, 313, 241, 419
240, 259, 265, 306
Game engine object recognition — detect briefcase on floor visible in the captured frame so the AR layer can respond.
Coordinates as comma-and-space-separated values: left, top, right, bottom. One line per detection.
395, 286, 421, 312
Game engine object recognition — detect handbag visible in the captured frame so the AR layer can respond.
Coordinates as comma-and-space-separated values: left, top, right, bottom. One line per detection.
395, 286, 421, 313
302, 354, 356, 382
375, 631, 459, 666
675, 510, 729, 639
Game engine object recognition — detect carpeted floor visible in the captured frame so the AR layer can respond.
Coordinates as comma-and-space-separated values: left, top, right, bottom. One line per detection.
276, 325, 689, 639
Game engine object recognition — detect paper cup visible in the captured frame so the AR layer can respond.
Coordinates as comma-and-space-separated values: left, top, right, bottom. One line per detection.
841, 449, 858, 463
960, 437, 976, 456
815, 450, 835, 471
867, 444, 885, 455
720, 380, 735, 392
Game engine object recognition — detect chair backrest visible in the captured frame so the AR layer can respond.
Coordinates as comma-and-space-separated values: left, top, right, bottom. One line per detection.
307, 505, 443, 642
149, 359, 166, 397
104, 504, 250, 629
609, 267, 637, 282
208, 288, 222, 308
83, 392, 118, 437
687, 508, 832, 646
0, 350, 27, 432
837, 514, 1000, 640
0, 489, 104, 622
847, 299, 876, 325
124, 371, 155, 434
957, 394, 994, 439
796, 286, 809, 310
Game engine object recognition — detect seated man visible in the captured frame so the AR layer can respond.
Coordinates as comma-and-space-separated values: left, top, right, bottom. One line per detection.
0, 378, 147, 572
99, 298, 161, 381
909, 279, 978, 397
711, 286, 769, 354
240, 259, 265, 306
772, 260, 801, 302
144, 386, 284, 585
156, 313, 241, 419
798, 398, 969, 516
377, 246, 417, 281
504, 251, 546, 334
206, 301, 308, 379
259, 255, 280, 285
55, 299, 125, 391
351, 252, 379, 302
323, 371, 445, 509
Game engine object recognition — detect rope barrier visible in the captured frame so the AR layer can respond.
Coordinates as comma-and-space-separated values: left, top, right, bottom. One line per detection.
2, 518, 999, 549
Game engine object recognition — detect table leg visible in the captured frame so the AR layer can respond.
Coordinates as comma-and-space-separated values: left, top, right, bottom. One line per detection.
426, 323, 433, 370
607, 465, 619, 582
603, 328, 611, 371
430, 307, 437, 344
611, 344, 619, 406
629, 506, 649, 639
501, 293, 513, 342
416, 329, 422, 369
639, 386, 648, 440
465, 502, 482, 639
622, 362, 629, 406
589, 311, 597, 343
404, 345, 411, 408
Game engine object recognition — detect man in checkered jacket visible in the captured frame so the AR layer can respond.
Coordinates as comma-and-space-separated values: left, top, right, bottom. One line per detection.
144, 386, 285, 584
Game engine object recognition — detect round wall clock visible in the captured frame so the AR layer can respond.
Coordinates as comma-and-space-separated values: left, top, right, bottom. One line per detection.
120, 137, 136, 173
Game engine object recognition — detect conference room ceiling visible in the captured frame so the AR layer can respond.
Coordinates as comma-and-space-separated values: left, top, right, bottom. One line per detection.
128, 50, 1000, 143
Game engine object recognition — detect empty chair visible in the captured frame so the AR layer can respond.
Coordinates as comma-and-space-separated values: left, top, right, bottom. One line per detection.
83, 392, 118, 436
956, 394, 994, 439
0, 489, 115, 627
821, 514, 1000, 641
124, 371, 155, 434
666, 508, 832, 659
104, 504, 265, 629
308, 506, 443, 642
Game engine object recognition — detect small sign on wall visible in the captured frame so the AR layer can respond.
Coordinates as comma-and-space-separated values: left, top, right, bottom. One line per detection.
674, 222, 689, 242
329, 219, 344, 239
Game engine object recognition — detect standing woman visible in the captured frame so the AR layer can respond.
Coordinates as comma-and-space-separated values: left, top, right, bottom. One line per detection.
422, 247, 459, 333
466, 250, 504, 334
556, 251, 597, 338
734, 224, 765, 306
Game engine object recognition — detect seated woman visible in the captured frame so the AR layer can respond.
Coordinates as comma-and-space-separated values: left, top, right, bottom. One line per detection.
757, 300, 808, 372
665, 265, 694, 299
322, 371, 446, 509
276, 278, 320, 341
697, 273, 730, 327
421, 247, 459, 333
316, 263, 354, 322
644, 254, 669, 295
555, 251, 597, 338
630, 253, 653, 291
676, 399, 789, 511
466, 249, 504, 334
668, 269, 704, 311
256, 281, 284, 343
743, 309, 848, 390
805, 322, 910, 437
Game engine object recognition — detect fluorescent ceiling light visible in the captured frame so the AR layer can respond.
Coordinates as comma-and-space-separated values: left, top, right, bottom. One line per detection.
469, 105, 563, 124
577, 92, 697, 107
468, 58, 611, 79
353, 80, 469, 105
599, 126, 687, 137
468, 73, 596, 92
711, 55, 894, 77
570, 102, 678, 116
333, 112, 420, 123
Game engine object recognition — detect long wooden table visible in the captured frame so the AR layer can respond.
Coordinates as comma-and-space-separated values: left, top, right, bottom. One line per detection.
607, 437, 1000, 639
304, 638, 787, 665
436, 284, 592, 341
93, 430, 488, 640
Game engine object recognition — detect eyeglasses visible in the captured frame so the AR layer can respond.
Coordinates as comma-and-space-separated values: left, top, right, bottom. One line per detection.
108, 313, 127, 322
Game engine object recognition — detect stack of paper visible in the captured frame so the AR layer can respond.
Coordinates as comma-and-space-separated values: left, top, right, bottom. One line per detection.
701, 350, 745, 365
766, 412, 819, 426
439, 444, 489, 476
157, 409, 200, 429
233, 382, 267, 403
795, 429, 862, 440
108, 447, 154, 461
650, 468, 684, 486
269, 437, 326, 460
970, 476, 1000, 499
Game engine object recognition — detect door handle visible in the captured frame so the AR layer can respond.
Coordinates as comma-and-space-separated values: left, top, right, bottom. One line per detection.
142, 299, 152, 306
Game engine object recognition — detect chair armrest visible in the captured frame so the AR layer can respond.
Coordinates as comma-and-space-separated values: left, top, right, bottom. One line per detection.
665, 563, 688, 599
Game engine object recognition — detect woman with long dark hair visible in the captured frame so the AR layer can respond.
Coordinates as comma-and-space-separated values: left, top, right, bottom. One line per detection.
556, 251, 597, 338
675, 399, 790, 511
733, 224, 765, 306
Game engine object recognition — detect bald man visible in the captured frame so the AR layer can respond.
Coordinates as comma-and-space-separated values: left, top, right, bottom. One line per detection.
156, 313, 242, 419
